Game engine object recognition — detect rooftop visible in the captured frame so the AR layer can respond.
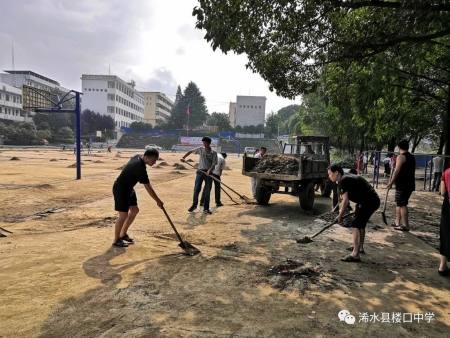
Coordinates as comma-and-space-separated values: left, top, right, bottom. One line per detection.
4, 70, 60, 86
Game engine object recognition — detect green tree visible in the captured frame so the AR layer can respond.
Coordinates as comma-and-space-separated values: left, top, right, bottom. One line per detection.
206, 112, 231, 131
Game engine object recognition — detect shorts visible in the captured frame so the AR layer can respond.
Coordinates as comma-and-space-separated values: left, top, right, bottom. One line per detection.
113, 184, 137, 212
351, 197, 380, 229
395, 190, 413, 207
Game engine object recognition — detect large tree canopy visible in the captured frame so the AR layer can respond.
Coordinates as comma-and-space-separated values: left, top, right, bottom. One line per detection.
194, 1, 450, 97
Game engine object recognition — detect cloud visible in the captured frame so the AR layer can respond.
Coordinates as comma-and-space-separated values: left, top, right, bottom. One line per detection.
0, 0, 154, 90
135, 68, 178, 96
175, 47, 185, 56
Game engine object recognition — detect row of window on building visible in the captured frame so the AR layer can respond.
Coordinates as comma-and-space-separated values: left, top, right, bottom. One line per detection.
239, 104, 262, 109
106, 106, 143, 122
107, 81, 144, 105
107, 94, 143, 112
115, 120, 131, 128
0, 92, 22, 104
0, 106, 23, 116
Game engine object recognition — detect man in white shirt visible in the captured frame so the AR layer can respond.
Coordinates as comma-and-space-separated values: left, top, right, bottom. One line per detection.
432, 155, 444, 192
201, 153, 227, 207
251, 147, 267, 198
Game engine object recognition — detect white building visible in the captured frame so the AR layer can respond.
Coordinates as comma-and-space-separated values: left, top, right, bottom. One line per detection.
228, 102, 236, 128
235, 95, 266, 127
141, 92, 173, 126
0, 70, 71, 118
0, 82, 25, 122
81, 75, 145, 130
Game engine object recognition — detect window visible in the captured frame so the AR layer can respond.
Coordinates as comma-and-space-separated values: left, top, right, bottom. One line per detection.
107, 106, 114, 114
5, 94, 9, 101
108, 81, 115, 88
107, 94, 115, 101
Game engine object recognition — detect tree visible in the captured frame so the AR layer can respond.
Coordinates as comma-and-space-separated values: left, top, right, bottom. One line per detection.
174, 85, 183, 105
206, 112, 232, 131
129, 121, 153, 131
80, 110, 115, 139
168, 82, 208, 129
54, 126, 74, 143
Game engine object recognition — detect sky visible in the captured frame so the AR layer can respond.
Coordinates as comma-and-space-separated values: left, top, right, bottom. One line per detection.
0, 0, 298, 116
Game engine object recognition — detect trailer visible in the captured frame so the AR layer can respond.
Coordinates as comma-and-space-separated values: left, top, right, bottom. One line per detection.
242, 136, 332, 210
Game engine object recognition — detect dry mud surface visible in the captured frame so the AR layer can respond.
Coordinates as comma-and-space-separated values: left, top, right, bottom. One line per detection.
0, 147, 449, 337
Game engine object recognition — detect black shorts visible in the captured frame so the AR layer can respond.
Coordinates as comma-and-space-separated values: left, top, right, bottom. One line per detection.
395, 190, 413, 207
113, 184, 137, 212
351, 197, 380, 229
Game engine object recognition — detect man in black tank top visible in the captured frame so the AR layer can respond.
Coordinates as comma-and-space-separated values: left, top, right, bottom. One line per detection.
387, 140, 416, 232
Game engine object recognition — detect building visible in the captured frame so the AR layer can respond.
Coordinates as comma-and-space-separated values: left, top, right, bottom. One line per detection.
0, 82, 25, 122
228, 102, 236, 128
0, 70, 72, 118
81, 74, 145, 130
235, 95, 266, 127
141, 92, 173, 126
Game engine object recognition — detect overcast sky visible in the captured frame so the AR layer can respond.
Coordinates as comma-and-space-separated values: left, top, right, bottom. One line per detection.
0, 0, 298, 115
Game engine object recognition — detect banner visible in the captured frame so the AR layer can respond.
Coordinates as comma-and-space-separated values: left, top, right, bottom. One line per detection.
180, 136, 218, 146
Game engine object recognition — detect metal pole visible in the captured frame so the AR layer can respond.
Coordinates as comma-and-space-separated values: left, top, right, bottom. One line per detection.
75, 92, 81, 180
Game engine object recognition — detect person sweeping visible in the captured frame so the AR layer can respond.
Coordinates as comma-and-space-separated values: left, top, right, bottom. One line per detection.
112, 148, 163, 247
328, 164, 380, 262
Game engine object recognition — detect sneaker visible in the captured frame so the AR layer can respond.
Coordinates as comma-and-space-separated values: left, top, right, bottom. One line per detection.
204, 209, 212, 215
113, 239, 128, 247
216, 202, 223, 207
120, 234, 134, 244
188, 205, 196, 212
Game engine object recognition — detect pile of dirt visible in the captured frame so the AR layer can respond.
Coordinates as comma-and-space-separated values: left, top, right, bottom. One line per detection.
67, 162, 84, 168
158, 161, 169, 166
94, 160, 104, 163
223, 166, 232, 170
158, 157, 164, 161
266, 259, 321, 291
186, 159, 194, 163
171, 170, 184, 175
10, 157, 20, 161
116, 165, 124, 170
49, 159, 58, 162
35, 184, 53, 190
172, 163, 187, 170
252, 155, 299, 175
115, 152, 121, 158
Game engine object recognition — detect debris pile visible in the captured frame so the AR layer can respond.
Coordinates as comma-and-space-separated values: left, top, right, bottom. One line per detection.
10, 157, 20, 161
172, 163, 187, 170
252, 155, 299, 175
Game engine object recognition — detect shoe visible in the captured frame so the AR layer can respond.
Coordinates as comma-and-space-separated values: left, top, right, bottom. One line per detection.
188, 205, 196, 212
341, 255, 361, 262
216, 202, 224, 207
393, 225, 410, 232
438, 269, 450, 277
204, 209, 212, 215
120, 234, 134, 244
113, 239, 128, 247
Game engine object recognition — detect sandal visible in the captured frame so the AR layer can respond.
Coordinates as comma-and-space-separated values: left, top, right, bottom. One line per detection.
346, 247, 366, 254
341, 255, 361, 262
393, 225, 410, 232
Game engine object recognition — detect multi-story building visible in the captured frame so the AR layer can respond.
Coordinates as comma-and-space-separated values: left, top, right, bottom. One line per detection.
228, 102, 236, 128
0, 82, 25, 122
0, 70, 72, 118
81, 74, 145, 130
141, 92, 173, 126
235, 95, 266, 127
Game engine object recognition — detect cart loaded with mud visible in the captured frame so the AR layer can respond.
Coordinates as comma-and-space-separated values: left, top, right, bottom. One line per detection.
242, 136, 332, 210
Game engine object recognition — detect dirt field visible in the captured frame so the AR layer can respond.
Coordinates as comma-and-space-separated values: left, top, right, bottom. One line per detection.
0, 147, 449, 337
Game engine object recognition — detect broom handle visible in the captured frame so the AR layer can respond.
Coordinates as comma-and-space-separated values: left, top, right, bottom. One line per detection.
183, 161, 246, 199
161, 206, 184, 244
382, 187, 390, 212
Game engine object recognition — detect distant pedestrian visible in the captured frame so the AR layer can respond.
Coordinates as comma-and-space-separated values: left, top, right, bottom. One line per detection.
438, 167, 450, 276
87, 142, 92, 155
387, 140, 416, 232
363, 152, 368, 173
432, 155, 444, 192
383, 154, 391, 177
251, 147, 267, 198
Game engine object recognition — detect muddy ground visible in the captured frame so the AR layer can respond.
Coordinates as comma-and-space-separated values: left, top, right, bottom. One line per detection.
0, 147, 449, 337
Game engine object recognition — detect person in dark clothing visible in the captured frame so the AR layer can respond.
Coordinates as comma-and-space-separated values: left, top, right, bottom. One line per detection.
438, 167, 450, 276
387, 140, 416, 232
200, 152, 227, 207
328, 164, 380, 262
112, 148, 163, 247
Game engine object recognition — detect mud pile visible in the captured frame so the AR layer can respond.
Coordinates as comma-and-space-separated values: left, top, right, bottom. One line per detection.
252, 155, 299, 175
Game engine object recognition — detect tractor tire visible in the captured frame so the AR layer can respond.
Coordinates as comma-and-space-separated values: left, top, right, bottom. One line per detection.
256, 185, 271, 205
320, 180, 333, 198
299, 181, 315, 210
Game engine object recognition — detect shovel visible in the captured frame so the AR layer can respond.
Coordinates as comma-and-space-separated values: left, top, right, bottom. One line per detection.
182, 160, 252, 203
297, 212, 354, 244
161, 206, 200, 256
381, 188, 390, 225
